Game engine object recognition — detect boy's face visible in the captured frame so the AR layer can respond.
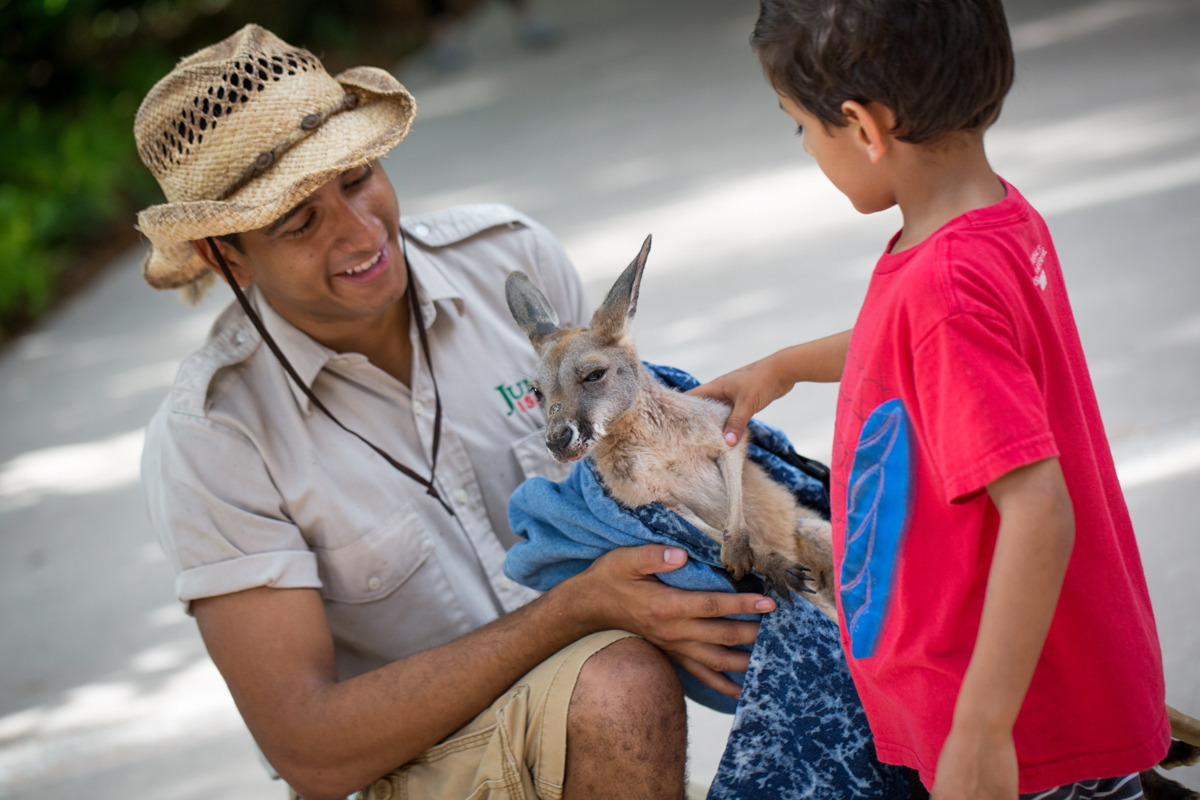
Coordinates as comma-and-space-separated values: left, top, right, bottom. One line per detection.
776, 92, 897, 215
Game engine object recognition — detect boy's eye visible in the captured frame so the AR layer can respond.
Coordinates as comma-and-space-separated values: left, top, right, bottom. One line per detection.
794, 125, 805, 138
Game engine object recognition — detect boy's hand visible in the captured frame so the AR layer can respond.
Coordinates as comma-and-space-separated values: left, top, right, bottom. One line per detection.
689, 356, 794, 445
931, 721, 1019, 800
688, 329, 853, 445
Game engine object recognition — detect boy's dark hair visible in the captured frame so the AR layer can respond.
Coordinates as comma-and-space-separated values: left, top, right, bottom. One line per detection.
752, 0, 1014, 144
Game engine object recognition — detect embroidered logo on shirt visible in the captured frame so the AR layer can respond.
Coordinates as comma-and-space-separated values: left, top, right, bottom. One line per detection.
1031, 245, 1048, 291
496, 380, 539, 416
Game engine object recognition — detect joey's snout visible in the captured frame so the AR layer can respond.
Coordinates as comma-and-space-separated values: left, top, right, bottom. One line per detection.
547, 426, 573, 454
545, 420, 593, 463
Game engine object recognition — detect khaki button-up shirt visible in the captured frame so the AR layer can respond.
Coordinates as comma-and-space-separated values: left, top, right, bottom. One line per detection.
142, 204, 588, 679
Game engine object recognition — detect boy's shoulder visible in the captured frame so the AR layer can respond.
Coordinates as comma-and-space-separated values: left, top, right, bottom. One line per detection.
879, 183, 1055, 336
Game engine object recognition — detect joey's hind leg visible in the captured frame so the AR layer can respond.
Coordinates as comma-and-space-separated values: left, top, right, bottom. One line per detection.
751, 545, 815, 607
716, 445, 754, 580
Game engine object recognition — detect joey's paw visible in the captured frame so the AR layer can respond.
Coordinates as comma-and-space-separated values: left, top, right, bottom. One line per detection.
756, 551, 817, 607
720, 532, 754, 580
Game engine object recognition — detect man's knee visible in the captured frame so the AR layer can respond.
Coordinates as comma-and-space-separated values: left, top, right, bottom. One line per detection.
569, 636, 685, 731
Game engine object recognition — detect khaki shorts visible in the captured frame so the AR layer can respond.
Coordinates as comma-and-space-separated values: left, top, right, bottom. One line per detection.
355, 630, 636, 800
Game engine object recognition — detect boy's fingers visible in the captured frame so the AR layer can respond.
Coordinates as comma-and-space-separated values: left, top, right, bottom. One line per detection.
723, 402, 752, 445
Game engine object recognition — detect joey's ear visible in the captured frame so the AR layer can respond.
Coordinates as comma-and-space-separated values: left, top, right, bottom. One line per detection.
505, 271, 561, 351
591, 234, 651, 338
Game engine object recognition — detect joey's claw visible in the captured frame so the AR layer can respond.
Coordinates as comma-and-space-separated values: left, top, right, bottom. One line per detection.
786, 567, 817, 594
720, 533, 754, 581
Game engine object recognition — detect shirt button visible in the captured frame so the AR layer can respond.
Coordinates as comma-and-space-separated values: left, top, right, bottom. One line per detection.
413, 223, 431, 236
500, 577, 512, 590
412, 400, 425, 417
367, 576, 383, 591
454, 488, 468, 505
234, 330, 248, 345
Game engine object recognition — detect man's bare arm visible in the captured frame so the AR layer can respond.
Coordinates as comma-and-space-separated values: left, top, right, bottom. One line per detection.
930, 457, 1075, 800
195, 544, 775, 800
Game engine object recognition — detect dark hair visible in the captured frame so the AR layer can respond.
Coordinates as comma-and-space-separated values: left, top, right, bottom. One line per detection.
216, 232, 245, 253
751, 0, 1014, 144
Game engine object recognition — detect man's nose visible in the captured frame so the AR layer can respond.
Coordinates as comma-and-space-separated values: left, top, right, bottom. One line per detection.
547, 426, 574, 455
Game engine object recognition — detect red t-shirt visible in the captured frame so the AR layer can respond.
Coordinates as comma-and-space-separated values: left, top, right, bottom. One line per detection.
830, 180, 1169, 792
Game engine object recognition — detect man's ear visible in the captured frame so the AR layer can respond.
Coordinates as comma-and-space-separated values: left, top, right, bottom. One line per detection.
590, 234, 651, 340
192, 239, 251, 289
841, 100, 894, 165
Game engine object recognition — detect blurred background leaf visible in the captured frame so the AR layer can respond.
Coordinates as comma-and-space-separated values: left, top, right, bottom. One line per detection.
0, 0, 467, 342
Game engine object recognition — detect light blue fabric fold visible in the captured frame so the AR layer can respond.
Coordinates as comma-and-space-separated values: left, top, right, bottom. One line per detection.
505, 363, 908, 800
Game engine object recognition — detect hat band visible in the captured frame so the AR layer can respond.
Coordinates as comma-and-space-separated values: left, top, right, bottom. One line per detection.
217, 92, 362, 201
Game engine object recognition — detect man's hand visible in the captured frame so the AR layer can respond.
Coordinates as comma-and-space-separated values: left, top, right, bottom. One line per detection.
931, 721, 1019, 800
567, 545, 776, 698
688, 330, 852, 445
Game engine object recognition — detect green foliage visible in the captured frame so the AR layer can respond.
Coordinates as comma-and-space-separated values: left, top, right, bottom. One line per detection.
0, 0, 438, 338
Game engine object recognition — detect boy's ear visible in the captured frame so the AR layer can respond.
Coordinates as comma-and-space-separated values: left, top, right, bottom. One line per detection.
505, 271, 561, 353
590, 234, 651, 340
841, 100, 893, 165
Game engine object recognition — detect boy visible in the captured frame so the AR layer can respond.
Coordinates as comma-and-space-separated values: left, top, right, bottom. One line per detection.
692, 0, 1171, 797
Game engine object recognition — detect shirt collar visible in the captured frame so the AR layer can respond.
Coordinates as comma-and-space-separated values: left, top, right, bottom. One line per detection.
247, 246, 465, 414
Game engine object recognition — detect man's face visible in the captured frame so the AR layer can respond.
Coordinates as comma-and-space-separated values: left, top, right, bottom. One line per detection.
215, 161, 407, 325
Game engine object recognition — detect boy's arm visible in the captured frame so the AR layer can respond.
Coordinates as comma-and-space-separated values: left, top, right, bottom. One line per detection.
931, 457, 1075, 800
688, 329, 852, 444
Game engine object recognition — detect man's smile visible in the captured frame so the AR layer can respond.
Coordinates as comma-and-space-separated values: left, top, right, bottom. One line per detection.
333, 245, 388, 283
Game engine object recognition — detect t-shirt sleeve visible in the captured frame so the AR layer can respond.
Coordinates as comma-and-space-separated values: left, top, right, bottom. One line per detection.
911, 311, 1060, 503
142, 410, 320, 610
526, 219, 591, 328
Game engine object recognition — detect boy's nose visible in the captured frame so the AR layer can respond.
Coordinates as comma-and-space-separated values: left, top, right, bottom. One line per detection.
547, 426, 574, 455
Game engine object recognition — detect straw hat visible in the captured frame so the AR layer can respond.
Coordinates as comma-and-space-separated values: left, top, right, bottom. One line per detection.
133, 24, 416, 294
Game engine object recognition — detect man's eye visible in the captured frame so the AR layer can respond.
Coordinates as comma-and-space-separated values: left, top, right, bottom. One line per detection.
286, 214, 314, 237
583, 369, 607, 383
349, 164, 373, 186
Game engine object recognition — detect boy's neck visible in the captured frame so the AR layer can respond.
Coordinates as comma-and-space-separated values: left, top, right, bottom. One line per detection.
889, 133, 1006, 254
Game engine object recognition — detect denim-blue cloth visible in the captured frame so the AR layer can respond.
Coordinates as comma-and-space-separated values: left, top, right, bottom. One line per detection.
505, 363, 908, 800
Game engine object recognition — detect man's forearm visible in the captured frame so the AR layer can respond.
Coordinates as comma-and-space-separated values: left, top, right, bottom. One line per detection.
767, 329, 852, 384
289, 587, 594, 796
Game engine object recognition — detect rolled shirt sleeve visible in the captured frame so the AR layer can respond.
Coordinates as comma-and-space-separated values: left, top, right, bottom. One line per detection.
143, 410, 320, 609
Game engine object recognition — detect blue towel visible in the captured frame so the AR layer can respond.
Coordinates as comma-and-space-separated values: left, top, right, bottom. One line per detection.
506, 363, 908, 800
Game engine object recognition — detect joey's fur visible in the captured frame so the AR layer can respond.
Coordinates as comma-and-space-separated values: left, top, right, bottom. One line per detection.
506, 235, 837, 618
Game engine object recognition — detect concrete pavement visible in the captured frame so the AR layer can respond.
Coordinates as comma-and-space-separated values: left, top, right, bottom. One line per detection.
1, 0, 1198, 795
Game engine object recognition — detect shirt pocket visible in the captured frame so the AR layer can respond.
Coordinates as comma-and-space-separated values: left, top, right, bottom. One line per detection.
512, 428, 573, 483
313, 503, 435, 603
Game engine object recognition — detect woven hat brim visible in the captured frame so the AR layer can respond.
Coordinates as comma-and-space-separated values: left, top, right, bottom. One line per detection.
136, 67, 416, 290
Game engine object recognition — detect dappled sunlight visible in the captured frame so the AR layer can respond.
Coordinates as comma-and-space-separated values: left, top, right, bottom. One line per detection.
0, 428, 144, 508
0, 652, 241, 788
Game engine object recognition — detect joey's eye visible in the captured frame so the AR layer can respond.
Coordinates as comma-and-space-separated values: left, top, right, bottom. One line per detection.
583, 369, 607, 383
531, 386, 544, 401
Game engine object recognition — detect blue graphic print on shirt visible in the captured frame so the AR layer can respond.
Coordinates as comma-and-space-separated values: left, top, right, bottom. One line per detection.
841, 399, 915, 659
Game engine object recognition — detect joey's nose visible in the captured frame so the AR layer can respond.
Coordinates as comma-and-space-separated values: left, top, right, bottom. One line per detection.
547, 426, 574, 454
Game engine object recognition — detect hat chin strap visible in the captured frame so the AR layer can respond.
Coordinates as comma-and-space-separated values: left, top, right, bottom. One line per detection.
203, 229, 455, 518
